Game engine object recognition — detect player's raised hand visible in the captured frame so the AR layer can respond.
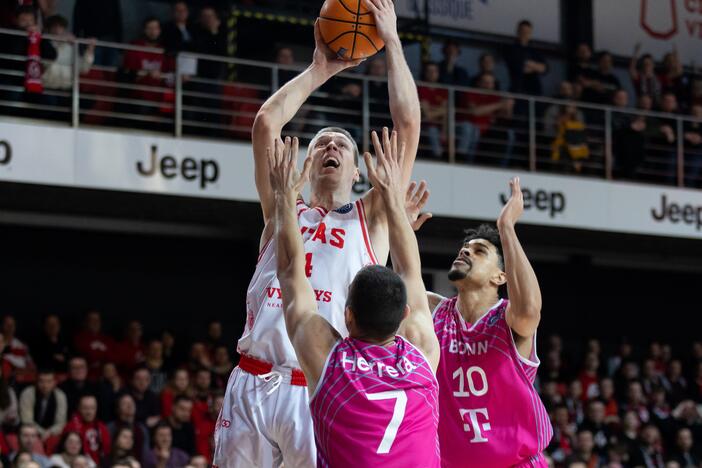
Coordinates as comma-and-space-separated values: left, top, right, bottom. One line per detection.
364, 127, 405, 196
497, 177, 524, 229
405, 181, 433, 231
364, 0, 398, 43
312, 19, 365, 77
267, 136, 312, 198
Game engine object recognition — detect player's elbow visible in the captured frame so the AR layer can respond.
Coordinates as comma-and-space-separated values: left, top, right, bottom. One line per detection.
393, 107, 421, 132
252, 108, 277, 138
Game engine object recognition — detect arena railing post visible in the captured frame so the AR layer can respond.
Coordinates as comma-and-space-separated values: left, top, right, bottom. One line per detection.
448, 88, 456, 164
605, 108, 613, 180
528, 98, 536, 172
677, 118, 684, 187
362, 79, 370, 154
71, 40, 80, 128
175, 54, 182, 138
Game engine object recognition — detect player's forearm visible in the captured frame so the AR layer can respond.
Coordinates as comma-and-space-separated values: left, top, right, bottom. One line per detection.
498, 223, 542, 319
275, 192, 304, 283
386, 38, 421, 134
384, 189, 422, 281
255, 64, 331, 134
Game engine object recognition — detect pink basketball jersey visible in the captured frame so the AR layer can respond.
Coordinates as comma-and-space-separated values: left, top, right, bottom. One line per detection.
238, 200, 378, 368
433, 298, 552, 468
310, 336, 440, 468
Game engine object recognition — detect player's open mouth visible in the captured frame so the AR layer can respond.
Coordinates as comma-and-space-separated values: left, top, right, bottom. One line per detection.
323, 158, 340, 169
453, 258, 471, 267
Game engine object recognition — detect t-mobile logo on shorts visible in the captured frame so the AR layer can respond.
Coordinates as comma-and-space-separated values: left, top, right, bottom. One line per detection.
460, 408, 491, 443
0, 140, 12, 168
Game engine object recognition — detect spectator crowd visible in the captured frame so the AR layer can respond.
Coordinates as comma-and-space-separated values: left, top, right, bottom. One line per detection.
0, 312, 233, 468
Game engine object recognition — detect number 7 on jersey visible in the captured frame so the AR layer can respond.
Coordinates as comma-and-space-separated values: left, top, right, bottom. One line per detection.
365, 390, 407, 454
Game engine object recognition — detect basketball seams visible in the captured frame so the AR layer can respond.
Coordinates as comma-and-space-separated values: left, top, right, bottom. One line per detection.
319, 16, 376, 27
349, 0, 361, 59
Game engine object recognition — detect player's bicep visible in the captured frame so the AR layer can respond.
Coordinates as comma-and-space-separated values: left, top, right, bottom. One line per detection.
291, 314, 339, 391
505, 302, 540, 343
399, 313, 439, 372
252, 121, 281, 222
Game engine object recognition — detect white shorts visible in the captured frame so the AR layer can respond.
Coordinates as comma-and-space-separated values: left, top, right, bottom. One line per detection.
213, 366, 316, 468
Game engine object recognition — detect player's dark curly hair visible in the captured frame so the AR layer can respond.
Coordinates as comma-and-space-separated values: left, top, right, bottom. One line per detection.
463, 224, 504, 270
346, 265, 407, 341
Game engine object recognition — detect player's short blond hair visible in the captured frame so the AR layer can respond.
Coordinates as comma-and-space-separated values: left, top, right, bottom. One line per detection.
309, 127, 359, 166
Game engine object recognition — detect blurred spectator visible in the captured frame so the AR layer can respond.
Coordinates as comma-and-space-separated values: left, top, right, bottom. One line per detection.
642, 358, 665, 396
161, 331, 179, 372
599, 377, 619, 423
193, 392, 222, 460
662, 360, 688, 406
629, 44, 662, 104
97, 362, 122, 423
143, 423, 189, 468
543, 81, 584, 137
193, 6, 227, 80
73, 311, 115, 380
548, 405, 575, 464
48, 431, 96, 468
144, 339, 168, 395
0, 356, 19, 429
607, 340, 633, 379
660, 48, 689, 109
624, 381, 651, 424
59, 356, 98, 417
649, 387, 673, 435
418, 61, 448, 159
617, 411, 642, 460
72, 0, 121, 66
125, 367, 160, 429
211, 345, 233, 390
42, 15, 95, 91
438, 39, 469, 86
631, 424, 665, 467
205, 321, 224, 353
504, 20, 547, 96
189, 454, 208, 468
456, 72, 514, 162
0, 6, 57, 79
166, 396, 195, 456
366, 57, 389, 103
612, 90, 647, 179
10, 424, 51, 468
105, 426, 136, 468
275, 46, 297, 87
569, 43, 595, 100
578, 353, 600, 400
683, 104, 702, 187
550, 103, 590, 173
670, 427, 698, 467
470, 53, 501, 90
565, 380, 585, 424
588, 51, 621, 105
579, 400, 610, 454
62, 395, 110, 465
161, 369, 192, 419
162, 1, 194, 53
32, 314, 69, 374
187, 343, 211, 373
117, 320, 145, 374
107, 394, 149, 464
565, 429, 601, 467
19, 370, 67, 441
191, 368, 211, 424
1, 314, 33, 379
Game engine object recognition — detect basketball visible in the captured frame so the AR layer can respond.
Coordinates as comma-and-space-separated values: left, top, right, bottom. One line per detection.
318, 0, 385, 61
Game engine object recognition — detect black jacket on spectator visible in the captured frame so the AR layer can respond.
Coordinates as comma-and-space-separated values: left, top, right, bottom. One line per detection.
162, 22, 195, 53
32, 336, 70, 373
59, 379, 98, 417
504, 41, 547, 95
0, 32, 57, 87
193, 27, 228, 80
439, 60, 469, 86
170, 421, 196, 455
73, 0, 121, 41
126, 388, 160, 424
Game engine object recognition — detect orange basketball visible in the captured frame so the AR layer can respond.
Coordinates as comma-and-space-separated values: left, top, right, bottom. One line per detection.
318, 0, 385, 61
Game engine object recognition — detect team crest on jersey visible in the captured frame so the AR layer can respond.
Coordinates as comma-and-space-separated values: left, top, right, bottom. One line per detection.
334, 203, 353, 214
487, 312, 500, 326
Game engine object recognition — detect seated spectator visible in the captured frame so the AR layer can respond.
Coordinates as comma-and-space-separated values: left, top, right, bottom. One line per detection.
438, 39, 469, 86
72, 0, 121, 66
565, 429, 601, 467
629, 44, 662, 104
418, 61, 448, 159
543, 81, 581, 137
48, 431, 96, 468
160, 331, 180, 372
274, 46, 297, 87
97, 362, 122, 423
143, 423, 188, 468
569, 42, 596, 100
59, 357, 98, 417
42, 15, 95, 91
193, 392, 222, 460
624, 381, 651, 424
0, 362, 19, 429
504, 20, 547, 97
565, 380, 585, 424
105, 427, 136, 468
456, 72, 514, 163
144, 340, 167, 395
10, 424, 51, 468
669, 427, 698, 467
469, 53, 501, 90
210, 346, 232, 390
579, 400, 611, 454
630, 424, 665, 467
72, 311, 115, 380
578, 352, 601, 400
660, 47, 690, 108
642, 358, 666, 396
166, 396, 195, 456
19, 370, 67, 442
117, 320, 145, 374
62, 395, 110, 465
161, 369, 192, 418
186, 343, 211, 374
12, 451, 43, 468
193, 6, 227, 80
107, 393, 149, 463
32, 314, 69, 374
161, 1, 194, 53
366, 56, 389, 103
589, 51, 621, 105
191, 369, 212, 425
125, 367, 160, 428
550, 103, 589, 173
1, 314, 33, 379
598, 377, 619, 424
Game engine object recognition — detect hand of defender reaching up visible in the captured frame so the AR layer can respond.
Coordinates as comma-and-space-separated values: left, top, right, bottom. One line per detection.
364, 127, 405, 202
497, 177, 524, 229
267, 136, 312, 200
405, 181, 433, 231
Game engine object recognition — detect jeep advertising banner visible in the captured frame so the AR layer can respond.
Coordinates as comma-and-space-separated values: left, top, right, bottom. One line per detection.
1, 120, 702, 239
594, 0, 702, 64
394, 0, 560, 43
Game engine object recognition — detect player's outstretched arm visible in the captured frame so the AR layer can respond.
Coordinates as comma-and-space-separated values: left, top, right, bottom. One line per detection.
364, 0, 421, 186
497, 177, 542, 358
253, 21, 365, 224
364, 130, 439, 371
270, 136, 339, 393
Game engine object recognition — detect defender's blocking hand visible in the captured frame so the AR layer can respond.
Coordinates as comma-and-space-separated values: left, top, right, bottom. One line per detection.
267, 136, 312, 198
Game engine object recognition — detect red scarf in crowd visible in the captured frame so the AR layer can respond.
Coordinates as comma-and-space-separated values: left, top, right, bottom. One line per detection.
25, 30, 43, 93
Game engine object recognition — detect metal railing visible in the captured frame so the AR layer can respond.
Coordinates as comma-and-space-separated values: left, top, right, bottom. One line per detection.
1, 27, 701, 189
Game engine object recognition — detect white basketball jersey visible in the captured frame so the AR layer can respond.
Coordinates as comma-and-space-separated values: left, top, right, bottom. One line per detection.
237, 199, 379, 368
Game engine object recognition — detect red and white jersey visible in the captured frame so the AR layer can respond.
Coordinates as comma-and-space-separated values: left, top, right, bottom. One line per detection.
237, 199, 378, 368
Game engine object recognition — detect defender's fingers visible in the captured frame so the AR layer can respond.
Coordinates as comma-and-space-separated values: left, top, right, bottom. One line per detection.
291, 137, 300, 164
363, 151, 377, 180
406, 181, 417, 201
300, 155, 313, 183
371, 131, 385, 163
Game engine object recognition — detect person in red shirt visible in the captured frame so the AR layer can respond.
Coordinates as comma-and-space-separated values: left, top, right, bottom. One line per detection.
63, 395, 111, 464
190, 368, 211, 425
417, 61, 448, 159
457, 72, 514, 163
579, 352, 600, 401
193, 392, 223, 461
73, 311, 115, 380
160, 368, 192, 419
117, 320, 145, 375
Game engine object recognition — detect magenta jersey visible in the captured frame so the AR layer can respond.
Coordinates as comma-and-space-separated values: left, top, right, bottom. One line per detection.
310, 336, 440, 468
433, 298, 553, 468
